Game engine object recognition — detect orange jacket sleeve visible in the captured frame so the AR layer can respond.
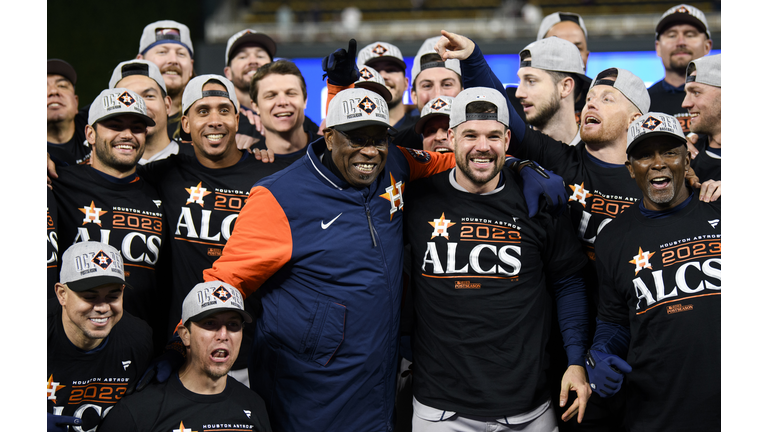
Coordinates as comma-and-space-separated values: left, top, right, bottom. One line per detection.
203, 185, 292, 298
397, 147, 456, 181
326, 82, 355, 112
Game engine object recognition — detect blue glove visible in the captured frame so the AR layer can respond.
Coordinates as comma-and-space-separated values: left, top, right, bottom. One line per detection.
585, 349, 632, 397
506, 157, 568, 218
47, 413, 81, 432
322, 39, 360, 86
125, 335, 185, 395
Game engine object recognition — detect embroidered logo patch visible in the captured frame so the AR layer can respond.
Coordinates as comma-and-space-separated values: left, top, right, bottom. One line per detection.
118, 91, 136, 107
213, 286, 232, 302
358, 96, 377, 114
92, 250, 113, 270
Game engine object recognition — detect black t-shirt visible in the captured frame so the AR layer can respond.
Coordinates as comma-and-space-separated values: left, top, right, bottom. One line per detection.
99, 373, 272, 432
47, 299, 153, 431
138, 151, 290, 368
595, 194, 721, 431
405, 168, 586, 416
47, 187, 59, 298
48, 107, 91, 166
51, 165, 167, 326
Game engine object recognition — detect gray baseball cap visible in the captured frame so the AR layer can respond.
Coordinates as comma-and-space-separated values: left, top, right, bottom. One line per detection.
139, 20, 194, 57
589, 68, 650, 115
519, 37, 590, 84
59, 242, 128, 292
537, 12, 588, 41
181, 74, 239, 115
626, 112, 687, 155
411, 36, 462, 83
355, 66, 392, 102
182, 281, 252, 326
450, 87, 509, 129
326, 88, 390, 132
356, 41, 407, 71
108, 59, 168, 95
88, 88, 155, 127
415, 96, 453, 134
225, 29, 276, 65
686, 54, 720, 88
656, 4, 710, 39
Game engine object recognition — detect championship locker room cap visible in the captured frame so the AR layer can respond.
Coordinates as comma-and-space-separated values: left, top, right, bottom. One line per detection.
326, 88, 390, 132
181, 75, 239, 115
355, 66, 392, 102
411, 36, 462, 82
59, 242, 130, 292
519, 37, 590, 84
88, 88, 155, 127
686, 54, 720, 88
108, 59, 168, 95
139, 20, 194, 57
537, 12, 588, 41
182, 281, 252, 326
655, 4, 710, 39
48, 59, 77, 86
415, 96, 453, 134
450, 87, 509, 129
626, 112, 687, 155
225, 29, 277, 65
589, 68, 650, 115
356, 41, 407, 71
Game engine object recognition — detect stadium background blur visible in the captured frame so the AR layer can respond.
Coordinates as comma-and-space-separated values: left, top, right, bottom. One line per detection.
48, 0, 720, 123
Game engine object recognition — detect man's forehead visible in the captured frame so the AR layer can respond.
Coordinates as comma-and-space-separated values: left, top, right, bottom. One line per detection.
371, 60, 404, 73
546, 21, 586, 40
118, 74, 162, 93
517, 65, 546, 77
148, 42, 191, 55
457, 119, 506, 132
233, 42, 269, 57
48, 74, 73, 84
661, 22, 704, 34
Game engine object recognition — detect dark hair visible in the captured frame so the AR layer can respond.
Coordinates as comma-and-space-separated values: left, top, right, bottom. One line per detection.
465, 101, 498, 114
420, 52, 442, 65
249, 60, 307, 104
547, 70, 583, 102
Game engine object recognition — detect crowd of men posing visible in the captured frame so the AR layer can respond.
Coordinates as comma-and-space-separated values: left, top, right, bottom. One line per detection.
47, 4, 721, 432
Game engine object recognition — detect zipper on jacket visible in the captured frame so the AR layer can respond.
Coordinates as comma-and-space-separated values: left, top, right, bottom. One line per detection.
365, 204, 377, 248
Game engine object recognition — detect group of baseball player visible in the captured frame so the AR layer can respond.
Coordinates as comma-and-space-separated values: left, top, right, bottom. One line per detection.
47, 3, 721, 432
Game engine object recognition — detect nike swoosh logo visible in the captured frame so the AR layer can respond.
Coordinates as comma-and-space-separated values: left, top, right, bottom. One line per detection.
321, 213, 343, 229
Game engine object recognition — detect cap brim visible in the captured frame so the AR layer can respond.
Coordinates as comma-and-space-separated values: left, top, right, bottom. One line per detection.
627, 131, 687, 155
186, 308, 253, 325
48, 59, 77, 86
95, 112, 156, 128
415, 112, 449, 135
332, 120, 390, 132
66, 275, 132, 292
229, 34, 277, 62
656, 15, 708, 38
354, 82, 392, 102
364, 57, 407, 72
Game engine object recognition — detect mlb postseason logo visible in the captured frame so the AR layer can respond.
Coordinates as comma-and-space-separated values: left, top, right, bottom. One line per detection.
341, 94, 388, 121
74, 248, 124, 276
102, 90, 147, 115
630, 114, 682, 140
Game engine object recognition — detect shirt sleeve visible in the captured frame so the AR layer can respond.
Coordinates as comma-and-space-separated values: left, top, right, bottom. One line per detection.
552, 271, 589, 366
97, 400, 139, 432
202, 185, 293, 298
395, 147, 455, 181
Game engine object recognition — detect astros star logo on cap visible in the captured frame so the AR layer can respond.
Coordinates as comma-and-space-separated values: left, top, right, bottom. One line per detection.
642, 116, 661, 130
92, 250, 113, 270
676, 6, 689, 14
118, 91, 136, 107
358, 96, 377, 114
372, 44, 388, 56
213, 286, 232, 302
360, 67, 374, 80
430, 98, 447, 110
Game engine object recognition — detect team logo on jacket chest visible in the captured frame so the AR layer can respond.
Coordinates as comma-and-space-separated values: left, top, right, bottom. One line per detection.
627, 237, 721, 313
379, 173, 404, 219
186, 182, 212, 206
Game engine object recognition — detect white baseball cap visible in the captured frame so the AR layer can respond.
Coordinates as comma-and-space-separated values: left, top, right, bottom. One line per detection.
59, 242, 129, 292
326, 88, 390, 132
450, 87, 509, 129
182, 281, 252, 326
138, 20, 194, 57
411, 36, 461, 83
415, 96, 453, 135
88, 88, 155, 127
355, 66, 392, 102
686, 54, 720, 88
589, 68, 651, 115
356, 41, 406, 71
656, 4, 710, 39
225, 29, 276, 65
537, 12, 588, 41
181, 74, 239, 115
626, 112, 687, 155
108, 59, 168, 95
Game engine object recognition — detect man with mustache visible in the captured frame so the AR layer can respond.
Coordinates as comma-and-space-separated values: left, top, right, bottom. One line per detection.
137, 20, 195, 141
647, 4, 712, 136
47, 59, 91, 166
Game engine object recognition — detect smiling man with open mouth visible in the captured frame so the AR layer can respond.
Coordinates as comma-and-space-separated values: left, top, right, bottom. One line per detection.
98, 281, 272, 432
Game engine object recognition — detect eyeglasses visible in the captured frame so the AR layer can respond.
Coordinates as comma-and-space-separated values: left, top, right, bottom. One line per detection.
334, 128, 389, 150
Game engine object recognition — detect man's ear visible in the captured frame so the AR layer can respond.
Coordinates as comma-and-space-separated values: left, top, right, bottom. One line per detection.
181, 115, 190, 134
224, 66, 232, 81
178, 325, 191, 348
85, 124, 96, 145
324, 129, 334, 151
625, 160, 635, 179
54, 283, 67, 307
